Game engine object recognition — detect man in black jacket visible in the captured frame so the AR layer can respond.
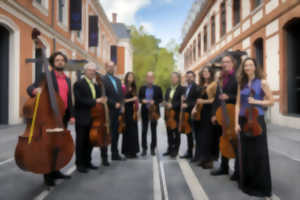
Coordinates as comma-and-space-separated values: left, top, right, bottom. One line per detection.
26, 51, 73, 186
73, 63, 109, 173
164, 72, 185, 157
139, 72, 163, 156
210, 55, 239, 181
180, 71, 198, 160
102, 61, 125, 160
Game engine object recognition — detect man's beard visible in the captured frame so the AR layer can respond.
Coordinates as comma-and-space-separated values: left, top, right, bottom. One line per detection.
55, 66, 64, 72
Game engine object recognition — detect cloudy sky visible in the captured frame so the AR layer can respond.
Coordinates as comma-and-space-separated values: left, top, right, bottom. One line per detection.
99, 0, 194, 47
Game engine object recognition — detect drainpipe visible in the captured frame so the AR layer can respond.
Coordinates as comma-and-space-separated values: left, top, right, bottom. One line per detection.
51, 0, 56, 51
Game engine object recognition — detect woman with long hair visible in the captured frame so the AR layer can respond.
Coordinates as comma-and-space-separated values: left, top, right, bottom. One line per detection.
121, 72, 140, 158
235, 57, 274, 199
192, 66, 215, 168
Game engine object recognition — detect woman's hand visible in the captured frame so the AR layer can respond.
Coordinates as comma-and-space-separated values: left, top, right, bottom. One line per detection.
248, 97, 257, 105
235, 124, 241, 135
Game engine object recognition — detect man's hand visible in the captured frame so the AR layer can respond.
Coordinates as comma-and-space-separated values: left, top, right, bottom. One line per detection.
115, 102, 121, 109
32, 87, 42, 95
96, 97, 107, 104
211, 116, 217, 124
167, 103, 172, 109
150, 100, 155, 105
70, 117, 75, 124
142, 99, 149, 104
182, 103, 188, 109
219, 94, 229, 101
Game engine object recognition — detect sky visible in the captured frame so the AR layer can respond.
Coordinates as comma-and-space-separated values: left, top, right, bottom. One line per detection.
99, 0, 195, 47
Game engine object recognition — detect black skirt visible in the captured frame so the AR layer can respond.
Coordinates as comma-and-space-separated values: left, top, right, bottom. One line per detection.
238, 116, 272, 197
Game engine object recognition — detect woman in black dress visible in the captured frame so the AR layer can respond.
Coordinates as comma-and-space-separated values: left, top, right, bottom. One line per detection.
192, 67, 216, 169
122, 72, 140, 158
235, 58, 274, 198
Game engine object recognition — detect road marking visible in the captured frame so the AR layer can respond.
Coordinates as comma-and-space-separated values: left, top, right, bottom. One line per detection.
0, 158, 14, 166
269, 146, 300, 162
33, 165, 76, 200
177, 158, 209, 200
160, 162, 169, 200
153, 156, 163, 200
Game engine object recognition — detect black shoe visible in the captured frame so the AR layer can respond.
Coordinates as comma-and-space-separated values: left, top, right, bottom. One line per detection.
112, 155, 126, 161
210, 168, 229, 176
230, 173, 239, 181
170, 151, 178, 158
77, 166, 89, 173
52, 171, 71, 179
151, 149, 155, 156
87, 164, 99, 170
141, 150, 147, 156
44, 175, 55, 186
103, 160, 110, 167
180, 152, 192, 159
163, 151, 171, 156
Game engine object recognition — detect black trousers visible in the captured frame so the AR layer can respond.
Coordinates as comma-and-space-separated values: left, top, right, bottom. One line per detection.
109, 108, 121, 157
75, 123, 107, 167
142, 118, 157, 151
166, 128, 181, 152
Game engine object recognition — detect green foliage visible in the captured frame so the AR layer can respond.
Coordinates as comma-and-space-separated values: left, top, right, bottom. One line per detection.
130, 25, 177, 93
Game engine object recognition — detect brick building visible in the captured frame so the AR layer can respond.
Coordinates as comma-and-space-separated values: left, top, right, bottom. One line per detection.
180, 0, 300, 129
0, 0, 130, 125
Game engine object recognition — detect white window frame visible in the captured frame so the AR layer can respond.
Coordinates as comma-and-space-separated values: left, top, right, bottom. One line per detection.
32, 0, 49, 16
57, 0, 69, 32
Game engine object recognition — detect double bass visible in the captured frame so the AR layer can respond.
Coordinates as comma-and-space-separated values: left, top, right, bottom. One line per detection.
215, 80, 237, 159
89, 73, 111, 147
15, 28, 74, 174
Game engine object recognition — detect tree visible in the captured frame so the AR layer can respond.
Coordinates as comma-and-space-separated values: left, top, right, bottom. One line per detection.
130, 25, 176, 93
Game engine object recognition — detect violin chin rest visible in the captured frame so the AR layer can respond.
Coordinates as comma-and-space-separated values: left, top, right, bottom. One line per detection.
46, 128, 64, 133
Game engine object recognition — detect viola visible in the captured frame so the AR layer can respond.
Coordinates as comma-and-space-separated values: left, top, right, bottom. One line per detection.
15, 28, 74, 174
242, 88, 262, 137
178, 96, 191, 134
165, 103, 177, 130
89, 73, 111, 147
149, 103, 160, 121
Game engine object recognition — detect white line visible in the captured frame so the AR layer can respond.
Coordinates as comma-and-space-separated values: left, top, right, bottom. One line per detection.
177, 158, 209, 200
160, 162, 169, 200
269, 146, 300, 162
152, 156, 162, 200
33, 165, 76, 200
0, 158, 14, 166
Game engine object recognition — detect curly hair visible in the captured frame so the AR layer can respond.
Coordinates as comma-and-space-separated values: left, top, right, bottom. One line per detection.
48, 51, 68, 67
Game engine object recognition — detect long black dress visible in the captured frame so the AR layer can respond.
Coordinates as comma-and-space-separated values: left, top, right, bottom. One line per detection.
122, 87, 140, 157
197, 88, 219, 163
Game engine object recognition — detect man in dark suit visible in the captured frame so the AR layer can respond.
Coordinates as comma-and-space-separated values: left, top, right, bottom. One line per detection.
139, 72, 163, 156
26, 51, 73, 186
210, 54, 238, 181
102, 61, 125, 160
180, 71, 198, 160
73, 63, 109, 173
164, 72, 185, 157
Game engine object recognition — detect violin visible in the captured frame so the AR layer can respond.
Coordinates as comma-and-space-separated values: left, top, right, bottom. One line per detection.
191, 87, 206, 121
149, 103, 160, 121
132, 90, 139, 121
164, 102, 177, 130
178, 96, 191, 134
89, 73, 111, 147
215, 80, 237, 159
118, 99, 126, 134
242, 88, 262, 137
15, 28, 74, 174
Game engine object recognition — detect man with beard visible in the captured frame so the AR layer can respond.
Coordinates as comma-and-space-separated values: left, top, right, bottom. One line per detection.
27, 51, 74, 186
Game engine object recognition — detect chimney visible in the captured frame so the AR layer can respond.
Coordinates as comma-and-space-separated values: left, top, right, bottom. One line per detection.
112, 13, 117, 23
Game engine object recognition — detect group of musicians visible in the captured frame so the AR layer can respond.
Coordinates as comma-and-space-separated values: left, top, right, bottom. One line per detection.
26, 50, 274, 199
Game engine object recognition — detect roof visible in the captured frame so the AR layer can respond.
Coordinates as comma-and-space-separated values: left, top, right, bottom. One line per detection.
111, 23, 131, 39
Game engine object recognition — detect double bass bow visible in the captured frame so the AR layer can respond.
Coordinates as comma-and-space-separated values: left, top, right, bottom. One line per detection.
215, 80, 237, 159
15, 28, 74, 174
89, 73, 111, 147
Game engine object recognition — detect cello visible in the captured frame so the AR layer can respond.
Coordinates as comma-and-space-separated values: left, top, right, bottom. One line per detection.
89, 73, 111, 147
215, 80, 237, 159
15, 28, 74, 174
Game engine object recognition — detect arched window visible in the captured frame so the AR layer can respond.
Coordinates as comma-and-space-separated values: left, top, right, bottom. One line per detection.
204, 25, 208, 52
220, 1, 226, 37
233, 0, 241, 26
211, 15, 216, 45
253, 38, 264, 69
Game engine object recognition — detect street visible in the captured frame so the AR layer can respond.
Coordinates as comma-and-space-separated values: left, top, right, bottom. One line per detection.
0, 119, 300, 200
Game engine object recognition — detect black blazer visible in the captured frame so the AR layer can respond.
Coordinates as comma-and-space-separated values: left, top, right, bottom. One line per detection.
183, 82, 198, 113
26, 70, 74, 123
73, 78, 101, 126
211, 73, 238, 116
138, 85, 163, 120
165, 85, 185, 121
102, 73, 124, 111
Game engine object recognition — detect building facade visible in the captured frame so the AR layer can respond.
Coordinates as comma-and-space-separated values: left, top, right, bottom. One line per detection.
180, 0, 300, 129
0, 0, 125, 125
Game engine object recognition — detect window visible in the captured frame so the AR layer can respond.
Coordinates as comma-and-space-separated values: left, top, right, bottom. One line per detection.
220, 1, 226, 37
233, 0, 241, 26
211, 15, 216, 45
36, 0, 42, 4
197, 33, 201, 58
33, 0, 49, 15
193, 40, 196, 62
58, 0, 65, 23
57, 0, 69, 28
204, 25, 208, 52
252, 0, 263, 10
